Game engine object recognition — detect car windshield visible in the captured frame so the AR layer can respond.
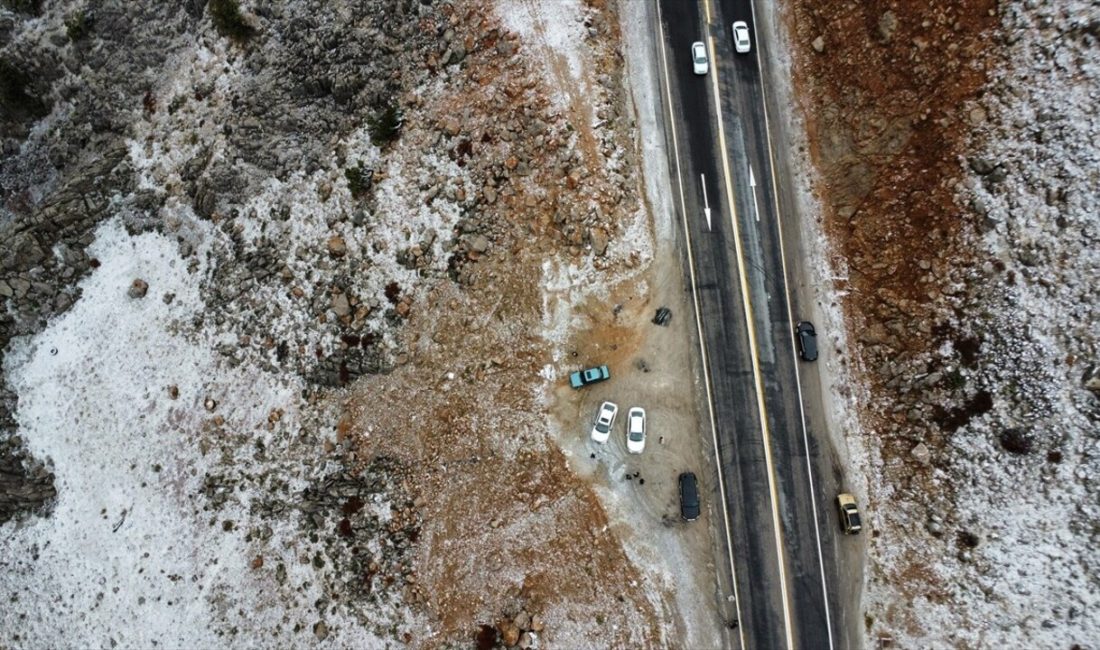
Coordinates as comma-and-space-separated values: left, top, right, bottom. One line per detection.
596, 422, 610, 434
849, 512, 862, 527
629, 426, 644, 441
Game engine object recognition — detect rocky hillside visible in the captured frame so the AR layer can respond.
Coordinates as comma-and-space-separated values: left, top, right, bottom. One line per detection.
1, 0, 677, 647
786, 0, 1100, 646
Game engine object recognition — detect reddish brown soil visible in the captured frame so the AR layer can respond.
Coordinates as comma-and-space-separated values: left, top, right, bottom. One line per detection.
335, 0, 666, 646
783, 0, 1005, 635
785, 4, 1003, 469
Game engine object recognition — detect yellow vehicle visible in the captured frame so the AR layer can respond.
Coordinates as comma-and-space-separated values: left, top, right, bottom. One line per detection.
837, 493, 862, 534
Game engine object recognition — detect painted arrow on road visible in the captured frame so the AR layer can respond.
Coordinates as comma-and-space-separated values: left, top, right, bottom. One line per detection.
749, 165, 761, 223
701, 173, 712, 231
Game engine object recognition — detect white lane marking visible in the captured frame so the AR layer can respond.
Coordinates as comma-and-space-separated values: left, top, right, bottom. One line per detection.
746, 0, 837, 647
749, 165, 760, 223
702, 0, 796, 647
701, 174, 712, 231
653, 4, 745, 648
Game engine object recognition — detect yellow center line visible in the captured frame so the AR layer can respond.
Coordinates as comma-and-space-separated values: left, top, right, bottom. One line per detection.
700, 0, 796, 647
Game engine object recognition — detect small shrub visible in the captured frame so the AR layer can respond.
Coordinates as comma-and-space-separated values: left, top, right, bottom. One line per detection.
344, 162, 372, 198
933, 389, 993, 433
944, 369, 966, 390
65, 10, 90, 41
998, 428, 1033, 455
367, 102, 403, 147
2, 0, 41, 15
0, 59, 49, 119
383, 281, 401, 305
955, 336, 982, 367
956, 530, 980, 549
208, 0, 256, 43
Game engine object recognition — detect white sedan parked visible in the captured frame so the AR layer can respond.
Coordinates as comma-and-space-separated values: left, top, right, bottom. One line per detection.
590, 401, 618, 444
626, 407, 646, 454
691, 41, 709, 75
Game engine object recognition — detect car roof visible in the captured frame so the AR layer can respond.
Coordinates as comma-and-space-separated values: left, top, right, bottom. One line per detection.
680, 474, 699, 503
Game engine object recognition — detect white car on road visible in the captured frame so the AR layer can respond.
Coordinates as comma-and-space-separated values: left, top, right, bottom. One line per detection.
590, 401, 618, 444
626, 407, 646, 454
732, 21, 751, 53
691, 41, 709, 75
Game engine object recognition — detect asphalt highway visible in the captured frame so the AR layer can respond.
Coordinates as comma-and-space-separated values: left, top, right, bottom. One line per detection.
653, 0, 846, 648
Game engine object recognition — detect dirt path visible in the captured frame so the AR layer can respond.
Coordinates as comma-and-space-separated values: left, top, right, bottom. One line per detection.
550, 239, 727, 648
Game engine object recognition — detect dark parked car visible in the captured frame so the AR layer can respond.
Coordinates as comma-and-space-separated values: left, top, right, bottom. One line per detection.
679, 472, 700, 521
796, 321, 818, 362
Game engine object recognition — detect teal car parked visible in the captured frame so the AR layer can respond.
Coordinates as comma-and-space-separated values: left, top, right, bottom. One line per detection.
569, 365, 610, 389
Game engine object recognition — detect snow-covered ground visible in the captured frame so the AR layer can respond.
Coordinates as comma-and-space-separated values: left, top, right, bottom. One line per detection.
0, 218, 410, 646
835, 2, 1100, 647
1, 0, 723, 646
885, 3, 1100, 647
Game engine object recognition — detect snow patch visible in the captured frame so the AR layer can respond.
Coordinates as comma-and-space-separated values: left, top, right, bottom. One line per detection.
0, 218, 397, 647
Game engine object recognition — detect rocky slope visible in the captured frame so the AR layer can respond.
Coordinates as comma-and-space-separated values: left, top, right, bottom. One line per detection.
1, 0, 680, 647
786, 0, 1099, 646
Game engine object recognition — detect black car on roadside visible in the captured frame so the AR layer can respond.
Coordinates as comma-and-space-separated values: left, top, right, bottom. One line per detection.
796, 321, 818, 362
679, 472, 700, 521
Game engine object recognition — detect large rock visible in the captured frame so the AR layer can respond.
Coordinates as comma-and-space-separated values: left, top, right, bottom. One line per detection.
1085, 365, 1100, 395
497, 620, 520, 647
589, 227, 609, 256
327, 235, 347, 257
128, 279, 149, 299
1, 232, 45, 271
470, 234, 490, 254
878, 11, 898, 42
332, 291, 351, 317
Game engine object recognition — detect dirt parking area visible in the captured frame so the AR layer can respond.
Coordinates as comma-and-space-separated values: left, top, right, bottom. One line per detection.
551, 239, 728, 647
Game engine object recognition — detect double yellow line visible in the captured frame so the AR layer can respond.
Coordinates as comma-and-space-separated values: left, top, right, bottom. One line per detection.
700, 0, 796, 647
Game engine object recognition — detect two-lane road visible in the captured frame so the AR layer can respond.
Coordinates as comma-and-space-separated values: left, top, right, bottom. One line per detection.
654, 0, 846, 647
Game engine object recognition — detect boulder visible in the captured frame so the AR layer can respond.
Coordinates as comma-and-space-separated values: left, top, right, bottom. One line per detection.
128, 279, 149, 299
327, 235, 347, 257
911, 442, 931, 465
470, 234, 490, 254
969, 157, 996, 175
1084, 365, 1100, 395
498, 620, 520, 647
589, 227, 609, 256
332, 292, 351, 317
878, 11, 898, 42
